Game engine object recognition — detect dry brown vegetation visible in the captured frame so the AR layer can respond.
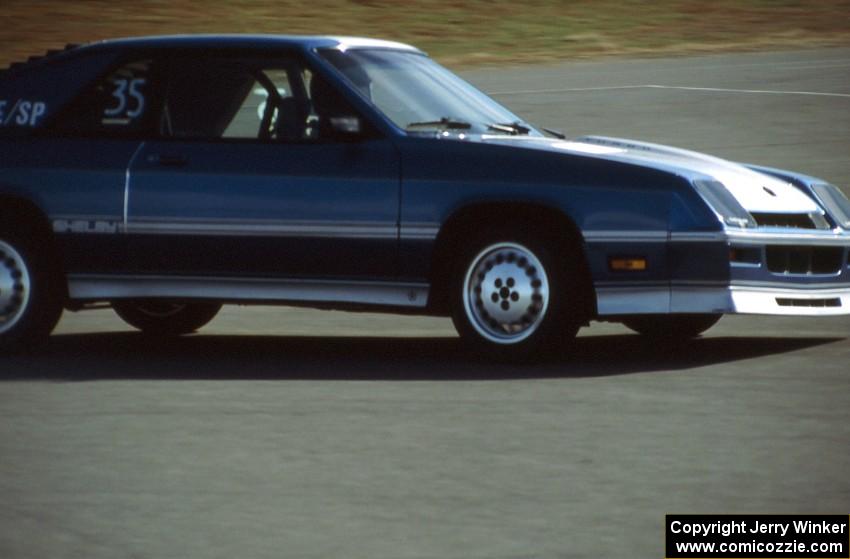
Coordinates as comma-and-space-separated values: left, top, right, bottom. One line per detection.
2, 0, 850, 67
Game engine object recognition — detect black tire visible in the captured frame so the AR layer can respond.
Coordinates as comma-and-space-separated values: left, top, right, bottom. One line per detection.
0, 233, 63, 351
622, 314, 721, 340
112, 300, 222, 336
450, 224, 588, 359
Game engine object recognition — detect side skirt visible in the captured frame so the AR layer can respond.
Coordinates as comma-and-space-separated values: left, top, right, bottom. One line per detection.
67, 274, 430, 308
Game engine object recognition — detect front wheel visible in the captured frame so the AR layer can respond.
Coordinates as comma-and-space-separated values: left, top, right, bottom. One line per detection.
451, 231, 586, 359
113, 300, 222, 336
622, 314, 721, 340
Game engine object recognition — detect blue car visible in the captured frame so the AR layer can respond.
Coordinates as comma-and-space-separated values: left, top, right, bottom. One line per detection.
2, 35, 850, 357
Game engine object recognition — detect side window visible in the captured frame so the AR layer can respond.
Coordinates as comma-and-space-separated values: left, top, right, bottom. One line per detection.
52, 58, 161, 136
307, 71, 362, 139
222, 69, 292, 138
163, 58, 315, 142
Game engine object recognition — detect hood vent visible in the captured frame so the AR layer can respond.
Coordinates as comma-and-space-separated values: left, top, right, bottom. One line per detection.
750, 212, 829, 230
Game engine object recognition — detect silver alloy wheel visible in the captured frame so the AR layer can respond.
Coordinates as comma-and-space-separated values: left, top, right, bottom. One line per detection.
462, 242, 550, 344
0, 240, 32, 335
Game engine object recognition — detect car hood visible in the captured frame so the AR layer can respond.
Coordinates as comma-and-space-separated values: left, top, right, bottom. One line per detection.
480, 134, 820, 213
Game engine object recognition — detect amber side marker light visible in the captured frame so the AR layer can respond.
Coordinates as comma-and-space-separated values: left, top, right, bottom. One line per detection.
609, 257, 647, 271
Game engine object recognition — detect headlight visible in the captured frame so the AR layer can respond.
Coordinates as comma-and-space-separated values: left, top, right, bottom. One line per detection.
811, 184, 850, 229
693, 180, 757, 228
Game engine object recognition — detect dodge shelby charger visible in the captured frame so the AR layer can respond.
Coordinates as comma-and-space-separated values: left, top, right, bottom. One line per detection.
2, 35, 850, 356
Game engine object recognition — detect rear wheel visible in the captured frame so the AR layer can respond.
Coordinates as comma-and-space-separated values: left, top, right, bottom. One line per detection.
0, 235, 63, 350
113, 300, 221, 336
622, 314, 721, 340
450, 227, 586, 359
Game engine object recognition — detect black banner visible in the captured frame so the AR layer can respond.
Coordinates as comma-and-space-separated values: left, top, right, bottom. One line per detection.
666, 515, 849, 558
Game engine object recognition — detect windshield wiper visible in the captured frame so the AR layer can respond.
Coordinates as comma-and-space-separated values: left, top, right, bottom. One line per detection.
542, 127, 566, 139
407, 117, 472, 130
487, 121, 531, 135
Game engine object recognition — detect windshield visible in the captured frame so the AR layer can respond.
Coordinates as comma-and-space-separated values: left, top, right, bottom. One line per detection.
318, 48, 540, 136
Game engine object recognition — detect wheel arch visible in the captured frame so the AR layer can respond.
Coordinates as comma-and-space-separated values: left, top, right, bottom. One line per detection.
0, 193, 57, 242
0, 194, 67, 300
427, 201, 596, 319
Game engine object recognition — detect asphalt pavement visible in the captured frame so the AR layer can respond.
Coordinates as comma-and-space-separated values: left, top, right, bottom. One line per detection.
2, 48, 850, 559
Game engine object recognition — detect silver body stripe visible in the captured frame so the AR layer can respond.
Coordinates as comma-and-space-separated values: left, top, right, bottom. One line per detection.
400, 223, 441, 240
669, 231, 726, 242
724, 229, 850, 246
52, 216, 441, 240
126, 221, 398, 239
671, 229, 850, 245
671, 279, 850, 289
583, 230, 668, 242
68, 275, 429, 308
595, 286, 670, 315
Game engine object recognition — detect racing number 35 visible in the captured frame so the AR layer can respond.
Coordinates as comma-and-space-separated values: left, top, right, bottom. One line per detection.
105, 78, 146, 119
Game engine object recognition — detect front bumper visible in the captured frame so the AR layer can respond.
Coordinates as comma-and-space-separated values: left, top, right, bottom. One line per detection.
594, 228, 850, 317
670, 283, 850, 316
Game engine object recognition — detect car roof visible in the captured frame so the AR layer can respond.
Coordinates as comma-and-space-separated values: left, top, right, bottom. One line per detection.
1, 34, 425, 78
75, 34, 424, 55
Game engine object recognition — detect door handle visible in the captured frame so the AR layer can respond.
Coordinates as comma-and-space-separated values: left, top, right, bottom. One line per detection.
147, 154, 189, 167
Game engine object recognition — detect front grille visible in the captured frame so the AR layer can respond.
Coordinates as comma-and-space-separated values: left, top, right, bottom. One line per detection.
776, 297, 842, 308
751, 212, 828, 229
765, 246, 844, 275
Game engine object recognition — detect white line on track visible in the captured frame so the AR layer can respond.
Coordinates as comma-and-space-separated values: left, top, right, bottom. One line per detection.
491, 84, 850, 98
714, 58, 850, 68
645, 60, 850, 72
759, 62, 850, 71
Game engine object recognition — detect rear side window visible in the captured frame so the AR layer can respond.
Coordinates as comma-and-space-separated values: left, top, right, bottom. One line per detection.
0, 49, 118, 137
52, 57, 163, 137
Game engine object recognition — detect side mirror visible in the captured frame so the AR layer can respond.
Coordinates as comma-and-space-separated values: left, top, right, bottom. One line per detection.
329, 116, 362, 135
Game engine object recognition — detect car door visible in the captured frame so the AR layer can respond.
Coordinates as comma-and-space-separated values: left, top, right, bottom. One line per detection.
125, 51, 400, 281
30, 54, 165, 276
